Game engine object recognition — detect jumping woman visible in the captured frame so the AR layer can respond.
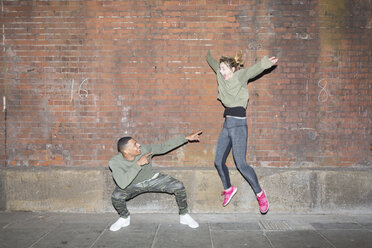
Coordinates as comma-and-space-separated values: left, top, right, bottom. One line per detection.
206, 50, 278, 214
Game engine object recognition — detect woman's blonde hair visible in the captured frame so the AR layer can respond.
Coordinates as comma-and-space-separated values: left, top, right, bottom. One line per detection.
220, 51, 244, 71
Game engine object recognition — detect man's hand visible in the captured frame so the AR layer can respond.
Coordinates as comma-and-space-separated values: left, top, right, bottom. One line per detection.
136, 152, 153, 166
269, 56, 279, 64
186, 130, 203, 142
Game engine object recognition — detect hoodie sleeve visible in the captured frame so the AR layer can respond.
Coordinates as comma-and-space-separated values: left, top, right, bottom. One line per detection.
237, 56, 274, 84
206, 50, 220, 74
149, 135, 188, 156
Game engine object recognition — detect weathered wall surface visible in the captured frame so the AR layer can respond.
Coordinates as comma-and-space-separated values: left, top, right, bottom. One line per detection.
2, 168, 104, 212
0, 1, 371, 213
0, 0, 370, 168
1, 167, 372, 213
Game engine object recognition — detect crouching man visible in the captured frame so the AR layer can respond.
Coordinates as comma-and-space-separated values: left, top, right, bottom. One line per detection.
108, 130, 202, 231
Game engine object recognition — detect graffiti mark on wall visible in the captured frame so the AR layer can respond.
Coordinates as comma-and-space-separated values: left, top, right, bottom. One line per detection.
78, 78, 89, 100
317, 78, 329, 103
70, 79, 74, 102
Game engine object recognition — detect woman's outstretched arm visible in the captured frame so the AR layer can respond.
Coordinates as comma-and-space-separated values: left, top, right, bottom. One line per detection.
206, 50, 220, 74
237, 56, 278, 83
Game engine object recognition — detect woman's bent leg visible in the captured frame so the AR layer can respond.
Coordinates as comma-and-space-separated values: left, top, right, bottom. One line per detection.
214, 127, 232, 190
230, 124, 262, 194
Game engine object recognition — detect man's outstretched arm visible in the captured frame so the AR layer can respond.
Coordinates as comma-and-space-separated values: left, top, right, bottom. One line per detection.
150, 130, 203, 156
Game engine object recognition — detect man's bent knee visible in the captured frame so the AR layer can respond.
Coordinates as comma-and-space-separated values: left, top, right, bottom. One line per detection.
112, 190, 130, 201
176, 181, 185, 190
112, 192, 122, 200
169, 180, 186, 193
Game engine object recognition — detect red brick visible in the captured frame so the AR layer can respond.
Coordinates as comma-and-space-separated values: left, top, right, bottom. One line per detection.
0, 0, 370, 168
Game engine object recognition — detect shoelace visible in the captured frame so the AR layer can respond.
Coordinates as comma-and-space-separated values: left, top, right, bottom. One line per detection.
258, 194, 267, 204
221, 189, 233, 196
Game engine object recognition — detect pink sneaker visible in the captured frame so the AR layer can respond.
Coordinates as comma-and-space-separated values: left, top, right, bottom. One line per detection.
221, 186, 237, 207
257, 190, 269, 214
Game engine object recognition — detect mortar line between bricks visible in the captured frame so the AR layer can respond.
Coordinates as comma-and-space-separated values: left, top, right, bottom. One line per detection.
208, 223, 214, 248
150, 223, 161, 248
88, 222, 110, 248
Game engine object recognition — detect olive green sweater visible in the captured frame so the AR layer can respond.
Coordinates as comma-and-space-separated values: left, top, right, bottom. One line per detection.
206, 51, 274, 108
109, 135, 188, 189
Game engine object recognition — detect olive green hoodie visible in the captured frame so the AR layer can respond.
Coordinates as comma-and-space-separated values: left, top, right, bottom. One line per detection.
206, 51, 274, 108
109, 135, 188, 189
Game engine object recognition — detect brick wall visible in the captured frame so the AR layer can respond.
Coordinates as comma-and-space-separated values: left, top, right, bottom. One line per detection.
0, 0, 371, 168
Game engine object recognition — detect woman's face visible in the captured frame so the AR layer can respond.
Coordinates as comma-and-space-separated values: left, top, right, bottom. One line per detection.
219, 62, 235, 80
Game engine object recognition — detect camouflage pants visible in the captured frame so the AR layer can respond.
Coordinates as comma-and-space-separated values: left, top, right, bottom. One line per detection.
111, 173, 189, 218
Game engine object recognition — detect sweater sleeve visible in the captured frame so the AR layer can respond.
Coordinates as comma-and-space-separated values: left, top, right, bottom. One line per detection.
206, 50, 220, 74
109, 156, 142, 189
149, 135, 188, 156
237, 56, 274, 83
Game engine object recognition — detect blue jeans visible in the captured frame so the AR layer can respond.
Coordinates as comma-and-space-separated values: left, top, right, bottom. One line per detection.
214, 116, 262, 194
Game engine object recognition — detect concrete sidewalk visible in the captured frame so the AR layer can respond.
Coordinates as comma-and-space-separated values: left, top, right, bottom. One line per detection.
1, 212, 372, 248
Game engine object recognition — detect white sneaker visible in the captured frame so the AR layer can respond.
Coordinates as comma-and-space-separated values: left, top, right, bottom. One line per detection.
180, 213, 199, 228
109, 216, 130, 231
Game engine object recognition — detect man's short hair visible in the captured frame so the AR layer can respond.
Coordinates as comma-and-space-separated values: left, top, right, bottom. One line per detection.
117, 136, 132, 152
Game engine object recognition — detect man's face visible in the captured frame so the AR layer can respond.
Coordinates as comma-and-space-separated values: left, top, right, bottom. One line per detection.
123, 139, 141, 156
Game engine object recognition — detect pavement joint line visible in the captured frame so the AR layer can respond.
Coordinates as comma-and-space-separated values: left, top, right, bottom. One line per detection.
2, 222, 11, 229
208, 223, 214, 248
262, 230, 275, 248
27, 226, 55, 248
2, 213, 40, 229
313, 228, 337, 248
88, 221, 110, 248
150, 223, 161, 248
